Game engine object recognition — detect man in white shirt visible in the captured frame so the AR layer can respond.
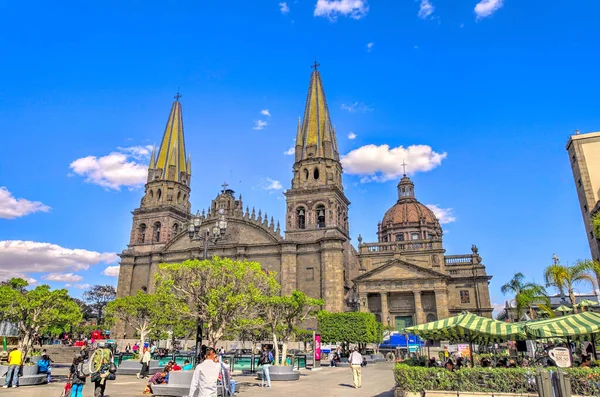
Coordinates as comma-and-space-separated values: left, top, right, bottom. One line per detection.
188, 348, 221, 397
348, 347, 363, 389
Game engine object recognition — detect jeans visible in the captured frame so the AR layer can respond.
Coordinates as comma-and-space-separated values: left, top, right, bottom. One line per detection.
261, 364, 271, 387
3, 365, 19, 387
72, 383, 84, 397
230, 379, 236, 395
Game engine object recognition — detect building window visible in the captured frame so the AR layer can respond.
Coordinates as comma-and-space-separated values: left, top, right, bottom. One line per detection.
138, 223, 147, 243
396, 234, 405, 241
314, 168, 320, 180
591, 231, 595, 239
578, 179, 582, 188
460, 290, 470, 304
584, 204, 588, 213
153, 222, 161, 242
306, 267, 314, 281
382, 235, 388, 242
303, 168, 309, 180
173, 223, 179, 235
572, 154, 576, 163
428, 234, 434, 239
157, 189, 162, 200
316, 205, 326, 228
410, 233, 420, 240
297, 207, 306, 229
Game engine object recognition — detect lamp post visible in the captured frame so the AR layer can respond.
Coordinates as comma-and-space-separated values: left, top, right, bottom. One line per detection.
187, 208, 228, 359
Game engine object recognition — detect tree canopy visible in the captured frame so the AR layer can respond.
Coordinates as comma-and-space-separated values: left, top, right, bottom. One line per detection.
0, 278, 82, 360
501, 272, 551, 320
82, 284, 116, 324
318, 311, 382, 345
156, 257, 279, 346
544, 262, 596, 312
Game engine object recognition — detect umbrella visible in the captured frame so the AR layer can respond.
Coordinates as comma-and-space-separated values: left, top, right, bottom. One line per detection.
576, 299, 598, 311
555, 305, 573, 313
405, 312, 526, 366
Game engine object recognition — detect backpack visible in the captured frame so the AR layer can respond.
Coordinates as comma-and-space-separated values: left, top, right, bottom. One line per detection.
268, 351, 273, 363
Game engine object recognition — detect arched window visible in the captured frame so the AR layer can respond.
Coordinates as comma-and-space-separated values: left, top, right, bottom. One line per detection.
297, 207, 306, 229
157, 189, 162, 201
395, 234, 405, 241
426, 313, 437, 322
153, 222, 161, 242
314, 168, 320, 180
149, 190, 154, 199
173, 223, 179, 235
303, 168, 309, 180
316, 204, 326, 228
177, 191, 181, 202
410, 232, 420, 240
138, 223, 147, 243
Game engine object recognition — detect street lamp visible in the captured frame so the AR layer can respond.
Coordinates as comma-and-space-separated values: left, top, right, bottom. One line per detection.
187, 208, 228, 359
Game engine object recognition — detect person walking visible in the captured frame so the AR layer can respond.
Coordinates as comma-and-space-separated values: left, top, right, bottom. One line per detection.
349, 347, 363, 389
257, 346, 273, 388
187, 347, 221, 397
138, 347, 151, 379
69, 356, 87, 397
2, 347, 22, 388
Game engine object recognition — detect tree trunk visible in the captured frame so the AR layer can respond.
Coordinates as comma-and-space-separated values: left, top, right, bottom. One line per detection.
569, 290, 578, 313
281, 342, 288, 366
272, 332, 279, 365
19, 332, 32, 364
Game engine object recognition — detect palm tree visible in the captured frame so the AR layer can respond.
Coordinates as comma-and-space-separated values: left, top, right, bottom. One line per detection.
544, 262, 597, 313
501, 273, 551, 320
575, 259, 600, 298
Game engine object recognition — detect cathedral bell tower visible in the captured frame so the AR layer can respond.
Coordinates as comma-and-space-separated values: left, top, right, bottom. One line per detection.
128, 94, 192, 247
285, 63, 350, 240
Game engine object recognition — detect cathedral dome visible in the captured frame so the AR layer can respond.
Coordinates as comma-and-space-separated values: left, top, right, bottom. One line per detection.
378, 174, 442, 242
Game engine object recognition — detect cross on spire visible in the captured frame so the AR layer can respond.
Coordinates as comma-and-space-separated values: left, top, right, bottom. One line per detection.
174, 92, 182, 102
221, 181, 229, 191
401, 160, 407, 175
311, 60, 320, 71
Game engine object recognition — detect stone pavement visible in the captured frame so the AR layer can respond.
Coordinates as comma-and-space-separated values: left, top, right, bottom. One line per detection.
2, 363, 396, 397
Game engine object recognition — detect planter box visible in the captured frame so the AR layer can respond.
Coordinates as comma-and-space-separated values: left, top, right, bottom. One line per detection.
394, 389, 541, 397
256, 365, 300, 381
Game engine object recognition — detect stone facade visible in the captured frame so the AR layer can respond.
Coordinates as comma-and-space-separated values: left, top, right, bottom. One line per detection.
116, 67, 493, 337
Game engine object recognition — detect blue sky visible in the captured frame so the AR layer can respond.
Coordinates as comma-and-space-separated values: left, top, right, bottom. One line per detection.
1, 0, 599, 311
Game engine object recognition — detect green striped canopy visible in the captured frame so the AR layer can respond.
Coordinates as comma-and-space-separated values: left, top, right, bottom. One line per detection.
576, 299, 598, 308
405, 312, 526, 344
555, 305, 573, 312
523, 311, 600, 339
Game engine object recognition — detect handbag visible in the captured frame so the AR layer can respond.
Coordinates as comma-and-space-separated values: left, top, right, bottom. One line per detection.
60, 382, 72, 397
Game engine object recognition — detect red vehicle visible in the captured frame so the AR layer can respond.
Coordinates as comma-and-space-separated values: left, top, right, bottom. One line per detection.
91, 330, 106, 340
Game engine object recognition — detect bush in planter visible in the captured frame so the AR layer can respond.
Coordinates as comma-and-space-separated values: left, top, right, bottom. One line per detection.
563, 368, 600, 396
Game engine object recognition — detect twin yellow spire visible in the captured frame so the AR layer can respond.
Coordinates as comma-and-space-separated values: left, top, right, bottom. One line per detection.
148, 94, 191, 184
295, 62, 339, 163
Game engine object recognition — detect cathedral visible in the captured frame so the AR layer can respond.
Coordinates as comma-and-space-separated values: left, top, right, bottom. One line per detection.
116, 66, 493, 332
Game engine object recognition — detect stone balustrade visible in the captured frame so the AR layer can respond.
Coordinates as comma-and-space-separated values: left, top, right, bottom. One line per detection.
359, 239, 443, 254
444, 254, 474, 265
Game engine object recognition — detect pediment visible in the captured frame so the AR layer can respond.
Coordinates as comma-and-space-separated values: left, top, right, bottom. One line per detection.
354, 259, 448, 282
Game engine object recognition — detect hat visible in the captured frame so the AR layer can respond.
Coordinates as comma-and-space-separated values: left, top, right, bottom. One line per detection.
354, 347, 359, 351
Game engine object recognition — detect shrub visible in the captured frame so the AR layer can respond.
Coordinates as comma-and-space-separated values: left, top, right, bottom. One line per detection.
394, 364, 600, 396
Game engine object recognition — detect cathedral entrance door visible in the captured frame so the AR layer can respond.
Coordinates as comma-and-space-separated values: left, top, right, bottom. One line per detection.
395, 316, 413, 332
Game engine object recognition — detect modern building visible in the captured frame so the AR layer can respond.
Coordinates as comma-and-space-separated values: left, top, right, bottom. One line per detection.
115, 65, 493, 335
566, 131, 600, 261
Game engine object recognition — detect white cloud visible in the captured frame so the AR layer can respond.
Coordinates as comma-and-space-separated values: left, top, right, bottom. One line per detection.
69, 146, 151, 190
262, 178, 283, 190
253, 120, 268, 130
418, 0, 434, 19
66, 283, 91, 290
341, 144, 447, 182
366, 42, 374, 52
42, 273, 83, 283
340, 102, 373, 113
0, 240, 118, 282
474, 0, 503, 19
348, 132, 357, 140
279, 2, 290, 13
260, 109, 271, 117
0, 187, 51, 219
284, 146, 295, 155
492, 301, 506, 318
314, 0, 369, 21
425, 204, 456, 224
102, 265, 121, 277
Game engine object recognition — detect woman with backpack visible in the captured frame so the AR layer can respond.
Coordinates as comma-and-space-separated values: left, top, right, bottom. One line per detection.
69, 356, 86, 397
257, 346, 273, 388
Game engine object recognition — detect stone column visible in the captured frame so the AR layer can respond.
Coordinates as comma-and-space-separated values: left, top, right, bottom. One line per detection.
380, 292, 389, 325
320, 238, 345, 313
413, 291, 425, 325
435, 289, 450, 319
280, 243, 297, 296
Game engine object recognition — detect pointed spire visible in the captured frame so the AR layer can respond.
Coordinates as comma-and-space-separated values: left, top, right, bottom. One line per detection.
270, 216, 274, 229
257, 210, 262, 223
155, 97, 188, 182
148, 144, 157, 169
295, 63, 339, 162
251, 207, 256, 220
276, 221, 281, 234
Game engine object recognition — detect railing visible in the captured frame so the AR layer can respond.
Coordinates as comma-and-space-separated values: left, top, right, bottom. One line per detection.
359, 239, 442, 253
444, 255, 474, 265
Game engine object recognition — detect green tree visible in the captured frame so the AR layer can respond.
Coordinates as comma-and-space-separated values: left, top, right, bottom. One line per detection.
576, 259, 600, 299
156, 257, 279, 347
0, 278, 82, 361
105, 291, 163, 347
82, 285, 116, 324
544, 262, 597, 312
593, 213, 600, 239
500, 272, 551, 320
261, 290, 322, 365
317, 311, 380, 351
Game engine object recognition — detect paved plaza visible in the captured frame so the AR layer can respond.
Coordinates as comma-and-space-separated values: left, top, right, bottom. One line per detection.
3, 363, 396, 397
